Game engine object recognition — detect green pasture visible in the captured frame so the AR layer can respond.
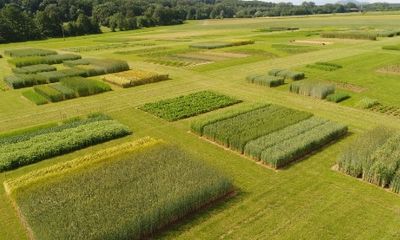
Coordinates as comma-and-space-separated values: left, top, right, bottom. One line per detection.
1, 13, 400, 239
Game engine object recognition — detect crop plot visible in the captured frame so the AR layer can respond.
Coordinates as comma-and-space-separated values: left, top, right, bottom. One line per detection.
0, 114, 131, 172
306, 62, 342, 71
271, 44, 319, 54
337, 126, 400, 194
5, 57, 129, 89
191, 104, 347, 168
104, 70, 169, 88
290, 81, 336, 99
4, 48, 57, 57
189, 40, 254, 49
377, 64, 400, 75
321, 31, 378, 40
4, 137, 233, 240
139, 91, 241, 121
62, 42, 155, 52
246, 74, 284, 87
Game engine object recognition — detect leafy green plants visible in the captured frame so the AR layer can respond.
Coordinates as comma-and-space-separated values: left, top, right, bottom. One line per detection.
21, 89, 48, 105
33, 85, 64, 102
326, 92, 350, 103
139, 91, 241, 121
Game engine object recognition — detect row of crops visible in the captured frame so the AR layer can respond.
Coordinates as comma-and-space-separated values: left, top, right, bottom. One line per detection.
337, 126, 400, 194
5, 137, 233, 240
22, 77, 112, 105
0, 113, 131, 172
139, 91, 241, 121
103, 70, 169, 88
191, 104, 347, 168
3, 48, 129, 89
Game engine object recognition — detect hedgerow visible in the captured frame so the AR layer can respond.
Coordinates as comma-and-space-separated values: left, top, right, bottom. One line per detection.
326, 92, 350, 103
246, 74, 284, 87
4, 48, 57, 57
33, 85, 64, 102
201, 105, 312, 153
104, 70, 169, 88
8, 54, 82, 67
12, 64, 56, 74
0, 116, 131, 172
260, 121, 347, 168
290, 81, 335, 99
60, 77, 111, 97
21, 90, 48, 105
139, 91, 241, 121
7, 139, 233, 240
306, 62, 342, 71
321, 31, 377, 40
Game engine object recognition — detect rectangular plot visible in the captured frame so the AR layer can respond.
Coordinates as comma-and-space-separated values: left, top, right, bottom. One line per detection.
202, 105, 312, 153
6, 138, 233, 240
139, 91, 241, 121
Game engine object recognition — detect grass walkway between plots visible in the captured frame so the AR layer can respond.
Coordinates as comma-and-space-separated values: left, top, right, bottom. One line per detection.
139, 91, 241, 121
5, 137, 233, 240
192, 104, 347, 168
0, 114, 131, 172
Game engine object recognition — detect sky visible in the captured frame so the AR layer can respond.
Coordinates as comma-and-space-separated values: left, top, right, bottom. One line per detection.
254, 0, 400, 4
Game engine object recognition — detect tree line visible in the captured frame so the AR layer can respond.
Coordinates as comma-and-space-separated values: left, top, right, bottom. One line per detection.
0, 0, 399, 44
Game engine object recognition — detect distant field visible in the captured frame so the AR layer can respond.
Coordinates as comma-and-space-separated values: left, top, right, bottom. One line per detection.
0, 13, 400, 240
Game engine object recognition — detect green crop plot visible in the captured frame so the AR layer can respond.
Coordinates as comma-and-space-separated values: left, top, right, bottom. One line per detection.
5, 138, 233, 240
139, 91, 241, 121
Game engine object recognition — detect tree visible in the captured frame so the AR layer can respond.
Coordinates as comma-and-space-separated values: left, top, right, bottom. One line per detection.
35, 4, 63, 37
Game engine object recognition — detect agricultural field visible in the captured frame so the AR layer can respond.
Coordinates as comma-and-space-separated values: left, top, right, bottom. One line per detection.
1, 13, 400, 240
4, 138, 233, 239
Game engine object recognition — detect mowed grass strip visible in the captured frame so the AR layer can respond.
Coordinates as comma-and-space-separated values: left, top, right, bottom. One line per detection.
199, 105, 312, 153
6, 138, 233, 240
139, 91, 241, 121
0, 114, 131, 172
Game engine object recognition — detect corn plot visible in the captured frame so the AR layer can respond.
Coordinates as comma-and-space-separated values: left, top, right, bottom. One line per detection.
338, 126, 400, 194
6, 138, 233, 240
192, 105, 347, 168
